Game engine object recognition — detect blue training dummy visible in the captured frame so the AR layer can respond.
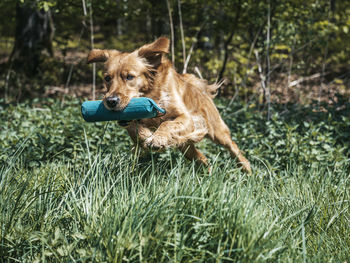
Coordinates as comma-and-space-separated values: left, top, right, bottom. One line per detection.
81, 97, 166, 123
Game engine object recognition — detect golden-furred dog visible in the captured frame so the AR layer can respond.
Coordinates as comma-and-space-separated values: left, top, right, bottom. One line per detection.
87, 37, 251, 173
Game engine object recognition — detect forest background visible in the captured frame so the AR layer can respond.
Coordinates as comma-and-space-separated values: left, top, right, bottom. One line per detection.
1, 0, 349, 106
1, 0, 350, 262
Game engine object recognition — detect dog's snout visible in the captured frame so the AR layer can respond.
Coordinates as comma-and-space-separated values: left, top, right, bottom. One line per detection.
106, 96, 120, 108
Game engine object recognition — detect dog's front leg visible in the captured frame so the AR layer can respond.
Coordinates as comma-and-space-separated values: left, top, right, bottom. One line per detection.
125, 121, 153, 146
144, 114, 196, 150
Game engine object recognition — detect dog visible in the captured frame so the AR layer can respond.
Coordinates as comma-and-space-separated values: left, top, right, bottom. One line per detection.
87, 37, 251, 173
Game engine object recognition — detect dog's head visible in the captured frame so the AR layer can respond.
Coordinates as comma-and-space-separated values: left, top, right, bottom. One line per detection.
87, 37, 169, 111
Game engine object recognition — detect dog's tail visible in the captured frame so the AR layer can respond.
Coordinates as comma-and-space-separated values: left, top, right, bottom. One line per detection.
206, 79, 226, 98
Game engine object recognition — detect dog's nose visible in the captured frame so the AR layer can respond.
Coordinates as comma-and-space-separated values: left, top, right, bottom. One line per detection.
106, 96, 120, 108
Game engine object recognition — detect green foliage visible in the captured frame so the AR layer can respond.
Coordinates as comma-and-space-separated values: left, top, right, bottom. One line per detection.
1, 97, 349, 261
0, 98, 131, 167
1, 0, 350, 98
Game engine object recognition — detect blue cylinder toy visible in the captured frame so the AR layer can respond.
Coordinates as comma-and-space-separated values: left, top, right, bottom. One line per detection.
81, 97, 166, 122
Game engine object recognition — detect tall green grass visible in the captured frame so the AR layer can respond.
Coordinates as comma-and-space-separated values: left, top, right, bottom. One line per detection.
1, 98, 349, 262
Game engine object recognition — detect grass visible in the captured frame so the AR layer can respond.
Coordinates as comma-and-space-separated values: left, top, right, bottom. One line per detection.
0, 97, 350, 262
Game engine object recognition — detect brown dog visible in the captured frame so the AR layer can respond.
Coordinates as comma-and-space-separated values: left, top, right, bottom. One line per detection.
87, 37, 251, 173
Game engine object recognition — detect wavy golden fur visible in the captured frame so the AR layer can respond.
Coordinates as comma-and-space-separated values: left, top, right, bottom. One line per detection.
87, 37, 251, 173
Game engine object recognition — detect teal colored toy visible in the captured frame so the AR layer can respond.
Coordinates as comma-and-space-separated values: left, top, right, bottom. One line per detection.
81, 97, 166, 122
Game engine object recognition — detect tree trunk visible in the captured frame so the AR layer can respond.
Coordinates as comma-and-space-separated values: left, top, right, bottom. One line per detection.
217, 0, 242, 92
9, 2, 54, 76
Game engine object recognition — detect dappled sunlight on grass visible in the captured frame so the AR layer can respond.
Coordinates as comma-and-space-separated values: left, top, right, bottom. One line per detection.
0, 97, 349, 261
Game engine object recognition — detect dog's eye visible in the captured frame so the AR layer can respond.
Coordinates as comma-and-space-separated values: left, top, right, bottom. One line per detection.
126, 74, 135, 81
104, 75, 112, 82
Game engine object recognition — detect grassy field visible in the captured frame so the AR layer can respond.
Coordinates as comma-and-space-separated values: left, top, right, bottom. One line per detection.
1, 97, 350, 262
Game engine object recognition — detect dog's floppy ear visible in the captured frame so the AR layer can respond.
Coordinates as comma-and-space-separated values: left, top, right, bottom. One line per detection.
137, 37, 169, 67
87, 49, 120, 64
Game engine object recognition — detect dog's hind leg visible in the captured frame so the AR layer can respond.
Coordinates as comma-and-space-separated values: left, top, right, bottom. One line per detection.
179, 143, 208, 166
209, 120, 251, 173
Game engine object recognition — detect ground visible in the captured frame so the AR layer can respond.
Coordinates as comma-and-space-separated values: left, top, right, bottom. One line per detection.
0, 97, 349, 262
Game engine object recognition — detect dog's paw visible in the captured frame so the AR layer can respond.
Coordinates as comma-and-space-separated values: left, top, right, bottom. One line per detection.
239, 158, 252, 174
144, 134, 169, 150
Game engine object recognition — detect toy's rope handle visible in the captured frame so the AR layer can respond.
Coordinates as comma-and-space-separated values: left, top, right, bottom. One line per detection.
147, 98, 166, 117
156, 110, 166, 117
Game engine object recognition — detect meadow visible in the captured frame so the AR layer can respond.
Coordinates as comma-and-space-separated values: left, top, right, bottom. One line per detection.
0, 97, 349, 262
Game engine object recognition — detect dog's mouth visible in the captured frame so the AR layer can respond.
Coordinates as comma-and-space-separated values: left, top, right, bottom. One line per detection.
103, 97, 130, 112
103, 102, 128, 112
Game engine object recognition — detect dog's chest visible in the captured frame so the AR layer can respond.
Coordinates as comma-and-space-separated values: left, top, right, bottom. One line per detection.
158, 91, 172, 108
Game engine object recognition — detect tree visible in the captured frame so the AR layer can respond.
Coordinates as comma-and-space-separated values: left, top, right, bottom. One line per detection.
9, 1, 54, 76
